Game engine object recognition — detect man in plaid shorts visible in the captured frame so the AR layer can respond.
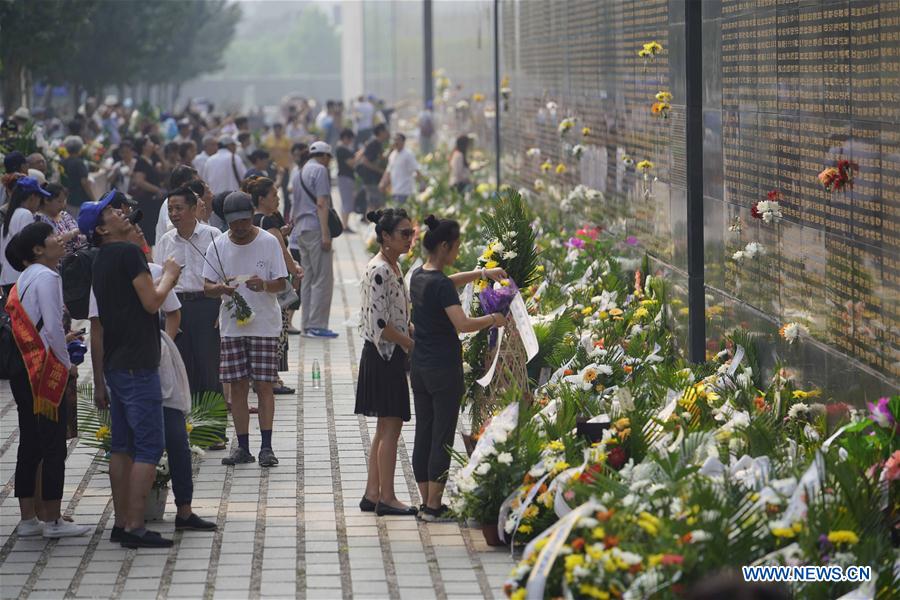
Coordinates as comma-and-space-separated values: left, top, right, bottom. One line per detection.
202, 192, 289, 467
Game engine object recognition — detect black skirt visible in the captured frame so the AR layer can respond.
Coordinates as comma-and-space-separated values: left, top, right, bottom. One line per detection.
355, 341, 410, 421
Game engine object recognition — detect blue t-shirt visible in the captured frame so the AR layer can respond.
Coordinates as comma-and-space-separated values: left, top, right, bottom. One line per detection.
291, 161, 331, 235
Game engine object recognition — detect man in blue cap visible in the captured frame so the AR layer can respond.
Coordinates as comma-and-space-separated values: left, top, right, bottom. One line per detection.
78, 192, 183, 548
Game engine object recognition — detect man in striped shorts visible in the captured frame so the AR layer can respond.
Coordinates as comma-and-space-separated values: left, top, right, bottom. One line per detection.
202, 192, 289, 468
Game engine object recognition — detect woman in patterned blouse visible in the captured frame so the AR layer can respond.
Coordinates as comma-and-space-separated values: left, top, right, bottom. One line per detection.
355, 208, 418, 517
35, 183, 87, 258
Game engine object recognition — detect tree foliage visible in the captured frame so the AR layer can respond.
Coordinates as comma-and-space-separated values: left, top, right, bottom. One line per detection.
0, 0, 240, 109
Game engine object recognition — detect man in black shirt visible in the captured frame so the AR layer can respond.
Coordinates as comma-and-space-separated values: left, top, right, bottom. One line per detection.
78, 191, 182, 549
355, 123, 389, 212
61, 136, 95, 215
335, 128, 357, 231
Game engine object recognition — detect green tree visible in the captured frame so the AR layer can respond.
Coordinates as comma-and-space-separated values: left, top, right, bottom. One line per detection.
2, 0, 240, 112
0, 0, 98, 110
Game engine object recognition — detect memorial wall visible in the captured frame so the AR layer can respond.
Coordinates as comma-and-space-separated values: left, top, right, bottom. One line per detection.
497, 0, 899, 396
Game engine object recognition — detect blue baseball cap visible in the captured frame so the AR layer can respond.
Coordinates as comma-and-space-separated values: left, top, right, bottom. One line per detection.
77, 189, 118, 242
13, 176, 51, 197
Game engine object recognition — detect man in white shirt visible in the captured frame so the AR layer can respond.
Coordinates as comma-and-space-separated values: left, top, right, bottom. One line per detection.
202, 192, 288, 468
154, 185, 222, 398
192, 135, 218, 174
354, 95, 375, 143
202, 136, 247, 196
380, 133, 420, 204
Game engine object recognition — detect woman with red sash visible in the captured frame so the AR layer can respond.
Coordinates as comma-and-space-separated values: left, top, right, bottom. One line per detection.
7, 222, 91, 538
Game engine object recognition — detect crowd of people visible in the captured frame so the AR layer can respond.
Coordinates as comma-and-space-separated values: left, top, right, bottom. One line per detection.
0, 93, 495, 549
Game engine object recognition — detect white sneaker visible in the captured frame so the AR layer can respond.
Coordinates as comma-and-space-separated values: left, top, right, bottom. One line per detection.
42, 519, 92, 538
17, 517, 43, 537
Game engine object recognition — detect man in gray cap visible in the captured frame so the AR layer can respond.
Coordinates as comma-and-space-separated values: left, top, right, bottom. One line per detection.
202, 191, 289, 468
200, 134, 246, 198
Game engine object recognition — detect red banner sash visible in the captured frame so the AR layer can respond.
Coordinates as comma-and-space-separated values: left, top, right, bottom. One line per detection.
7, 284, 67, 422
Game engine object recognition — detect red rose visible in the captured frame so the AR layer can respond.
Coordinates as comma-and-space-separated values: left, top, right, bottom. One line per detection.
608, 446, 628, 470
580, 463, 604, 484
751, 202, 762, 220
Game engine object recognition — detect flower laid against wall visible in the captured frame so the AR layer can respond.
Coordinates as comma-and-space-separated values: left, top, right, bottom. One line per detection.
779, 322, 808, 344
818, 159, 857, 192
638, 40, 663, 60
558, 117, 576, 136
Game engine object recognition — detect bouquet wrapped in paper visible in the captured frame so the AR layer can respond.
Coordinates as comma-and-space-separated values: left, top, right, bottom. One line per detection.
480, 279, 518, 347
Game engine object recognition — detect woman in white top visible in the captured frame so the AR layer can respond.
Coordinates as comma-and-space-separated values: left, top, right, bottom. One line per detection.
0, 176, 50, 294
355, 208, 418, 517
7, 222, 92, 538
448, 135, 473, 194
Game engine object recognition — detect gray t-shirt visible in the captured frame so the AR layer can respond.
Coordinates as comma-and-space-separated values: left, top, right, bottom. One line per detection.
291, 161, 331, 237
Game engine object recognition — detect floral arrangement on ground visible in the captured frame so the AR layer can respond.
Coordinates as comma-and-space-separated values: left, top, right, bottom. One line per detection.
378, 144, 898, 599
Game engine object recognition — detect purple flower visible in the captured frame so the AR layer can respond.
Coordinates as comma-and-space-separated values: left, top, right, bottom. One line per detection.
480, 280, 519, 315
867, 397, 894, 429
567, 237, 585, 249
626, 236, 639, 246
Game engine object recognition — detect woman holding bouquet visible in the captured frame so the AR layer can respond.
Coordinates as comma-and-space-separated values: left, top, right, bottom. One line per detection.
356, 208, 418, 516
410, 214, 507, 522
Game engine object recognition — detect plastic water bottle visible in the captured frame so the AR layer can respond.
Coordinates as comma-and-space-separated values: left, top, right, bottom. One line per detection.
312, 360, 321, 389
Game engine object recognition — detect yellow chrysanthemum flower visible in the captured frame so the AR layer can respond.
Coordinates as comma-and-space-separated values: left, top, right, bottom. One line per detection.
545, 440, 565, 452
582, 127, 592, 136
555, 163, 567, 175
771, 527, 795, 538
827, 530, 859, 545
541, 161, 552, 173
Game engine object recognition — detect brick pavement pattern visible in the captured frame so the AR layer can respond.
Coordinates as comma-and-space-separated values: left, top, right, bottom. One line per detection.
0, 232, 513, 600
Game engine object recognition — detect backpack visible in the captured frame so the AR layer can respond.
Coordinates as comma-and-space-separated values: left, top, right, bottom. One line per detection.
0, 284, 41, 380
60, 247, 99, 320
0, 311, 24, 380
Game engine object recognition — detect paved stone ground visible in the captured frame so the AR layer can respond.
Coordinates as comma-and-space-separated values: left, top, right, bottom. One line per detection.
0, 232, 513, 600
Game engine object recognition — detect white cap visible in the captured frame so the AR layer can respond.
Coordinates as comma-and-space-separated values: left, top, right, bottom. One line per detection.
218, 134, 235, 147
27, 169, 46, 185
13, 107, 30, 120
103, 94, 119, 106
309, 141, 332, 156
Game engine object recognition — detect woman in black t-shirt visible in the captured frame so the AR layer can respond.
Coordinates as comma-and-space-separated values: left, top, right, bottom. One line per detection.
246, 176, 303, 392
130, 135, 165, 245
409, 214, 507, 522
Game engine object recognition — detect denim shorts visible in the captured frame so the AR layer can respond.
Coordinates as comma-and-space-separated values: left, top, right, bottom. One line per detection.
106, 368, 165, 465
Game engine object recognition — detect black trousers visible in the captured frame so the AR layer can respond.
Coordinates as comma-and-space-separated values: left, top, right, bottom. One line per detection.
410, 363, 464, 483
175, 295, 222, 396
12, 374, 68, 501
